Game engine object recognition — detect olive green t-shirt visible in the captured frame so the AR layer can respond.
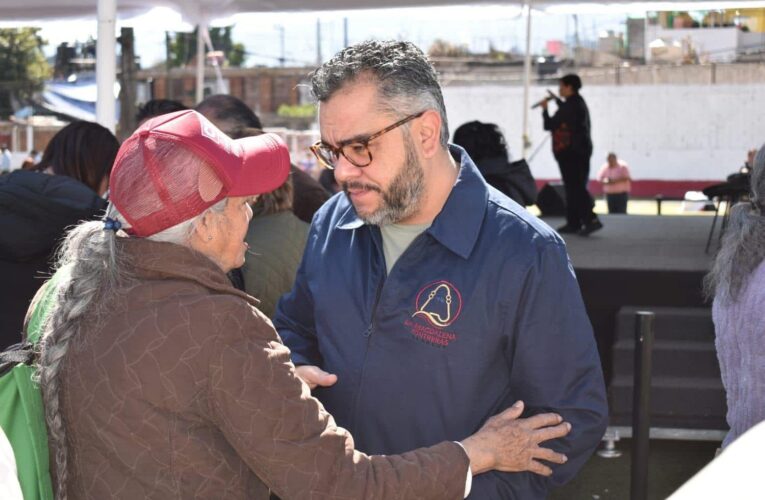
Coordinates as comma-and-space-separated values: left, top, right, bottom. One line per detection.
379, 222, 431, 275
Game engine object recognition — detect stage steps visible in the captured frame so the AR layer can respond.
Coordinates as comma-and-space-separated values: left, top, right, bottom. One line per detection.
608, 306, 728, 431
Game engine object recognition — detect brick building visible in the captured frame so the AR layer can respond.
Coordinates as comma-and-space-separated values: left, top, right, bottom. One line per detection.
136, 66, 317, 129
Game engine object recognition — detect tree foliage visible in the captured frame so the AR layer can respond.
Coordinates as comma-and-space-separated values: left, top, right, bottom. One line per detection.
277, 103, 316, 118
168, 26, 246, 68
428, 39, 470, 58
0, 28, 51, 118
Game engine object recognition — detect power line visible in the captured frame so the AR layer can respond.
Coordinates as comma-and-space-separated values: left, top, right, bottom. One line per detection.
242, 49, 314, 66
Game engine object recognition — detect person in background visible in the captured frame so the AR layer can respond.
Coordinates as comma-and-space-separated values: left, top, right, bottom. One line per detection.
0, 427, 22, 500
195, 94, 331, 292
195, 94, 330, 223
744, 148, 757, 173
319, 167, 340, 194
541, 74, 602, 236
20, 150, 38, 171
135, 99, 188, 127
35, 109, 571, 499
299, 151, 317, 176
452, 120, 538, 206
704, 143, 765, 449
0, 121, 119, 349
275, 40, 607, 499
596, 152, 632, 214
0, 145, 11, 174
231, 127, 310, 318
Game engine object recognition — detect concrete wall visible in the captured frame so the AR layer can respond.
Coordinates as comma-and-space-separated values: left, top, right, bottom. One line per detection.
440, 63, 765, 86
443, 83, 765, 182
606, 62, 765, 85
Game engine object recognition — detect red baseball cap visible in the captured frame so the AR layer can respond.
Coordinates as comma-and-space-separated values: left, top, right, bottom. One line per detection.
109, 109, 290, 237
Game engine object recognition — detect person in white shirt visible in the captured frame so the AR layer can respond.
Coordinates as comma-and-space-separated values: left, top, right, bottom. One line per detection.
0, 426, 23, 500
0, 145, 12, 174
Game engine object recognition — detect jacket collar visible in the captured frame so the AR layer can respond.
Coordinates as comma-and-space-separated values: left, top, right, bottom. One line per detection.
335, 145, 488, 260
118, 237, 258, 306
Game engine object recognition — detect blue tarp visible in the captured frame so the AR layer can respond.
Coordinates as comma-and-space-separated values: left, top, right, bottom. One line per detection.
38, 76, 120, 122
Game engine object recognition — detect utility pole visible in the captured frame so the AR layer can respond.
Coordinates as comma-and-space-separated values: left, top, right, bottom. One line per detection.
573, 14, 580, 66
276, 25, 285, 67
573, 14, 580, 48
316, 18, 322, 65
521, 1, 533, 157
343, 18, 349, 48
118, 27, 136, 140
165, 31, 173, 99
195, 21, 206, 104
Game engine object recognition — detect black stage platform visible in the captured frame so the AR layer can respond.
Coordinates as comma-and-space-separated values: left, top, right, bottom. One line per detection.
541, 215, 715, 385
549, 214, 714, 273
541, 215, 724, 497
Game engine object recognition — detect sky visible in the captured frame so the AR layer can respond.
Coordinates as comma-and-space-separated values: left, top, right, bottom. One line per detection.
1, 5, 636, 69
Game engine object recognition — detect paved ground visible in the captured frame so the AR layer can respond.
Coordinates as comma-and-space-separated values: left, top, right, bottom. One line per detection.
550, 438, 719, 500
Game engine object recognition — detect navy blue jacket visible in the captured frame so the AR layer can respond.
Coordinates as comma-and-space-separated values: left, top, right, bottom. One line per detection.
275, 147, 608, 499
0, 170, 107, 349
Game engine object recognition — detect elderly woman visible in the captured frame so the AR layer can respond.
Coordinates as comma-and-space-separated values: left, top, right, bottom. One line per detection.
34, 110, 570, 499
705, 144, 765, 448
228, 127, 310, 318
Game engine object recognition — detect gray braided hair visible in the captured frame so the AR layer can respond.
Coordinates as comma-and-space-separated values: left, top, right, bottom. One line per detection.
37, 199, 225, 499
704, 144, 765, 304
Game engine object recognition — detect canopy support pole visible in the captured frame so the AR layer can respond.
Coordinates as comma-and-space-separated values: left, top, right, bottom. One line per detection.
96, 0, 117, 133
521, 0, 533, 158
201, 27, 226, 94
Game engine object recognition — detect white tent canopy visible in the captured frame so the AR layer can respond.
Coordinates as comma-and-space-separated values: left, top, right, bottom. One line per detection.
2, 0, 759, 142
3, 0, 530, 24
3, 0, 534, 135
5, 0, 761, 23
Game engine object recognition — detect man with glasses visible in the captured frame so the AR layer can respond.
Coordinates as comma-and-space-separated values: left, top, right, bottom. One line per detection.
274, 40, 607, 499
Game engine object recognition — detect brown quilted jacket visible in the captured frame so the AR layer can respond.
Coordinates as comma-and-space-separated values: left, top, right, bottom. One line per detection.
58, 237, 468, 499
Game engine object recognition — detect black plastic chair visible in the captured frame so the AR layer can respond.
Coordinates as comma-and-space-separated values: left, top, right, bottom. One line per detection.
703, 178, 750, 253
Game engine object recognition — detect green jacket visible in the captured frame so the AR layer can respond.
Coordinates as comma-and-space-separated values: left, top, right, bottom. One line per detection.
241, 211, 309, 318
0, 269, 64, 500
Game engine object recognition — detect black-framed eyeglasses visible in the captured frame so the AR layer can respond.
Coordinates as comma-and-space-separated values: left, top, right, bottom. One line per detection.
310, 110, 425, 170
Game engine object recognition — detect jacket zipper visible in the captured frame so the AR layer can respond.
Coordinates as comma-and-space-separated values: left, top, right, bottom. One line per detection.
351, 230, 427, 433
351, 232, 387, 433
363, 277, 385, 337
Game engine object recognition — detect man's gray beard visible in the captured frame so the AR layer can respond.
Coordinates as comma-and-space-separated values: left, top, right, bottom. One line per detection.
355, 136, 425, 226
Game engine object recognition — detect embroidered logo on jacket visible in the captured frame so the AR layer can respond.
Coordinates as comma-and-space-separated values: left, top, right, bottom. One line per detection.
404, 280, 462, 347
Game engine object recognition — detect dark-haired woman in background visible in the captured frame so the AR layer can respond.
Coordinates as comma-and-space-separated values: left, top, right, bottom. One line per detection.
0, 121, 119, 349
453, 120, 537, 207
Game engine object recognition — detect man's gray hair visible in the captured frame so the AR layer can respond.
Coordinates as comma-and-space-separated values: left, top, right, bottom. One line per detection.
704, 144, 765, 304
310, 40, 450, 147
36, 199, 225, 499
